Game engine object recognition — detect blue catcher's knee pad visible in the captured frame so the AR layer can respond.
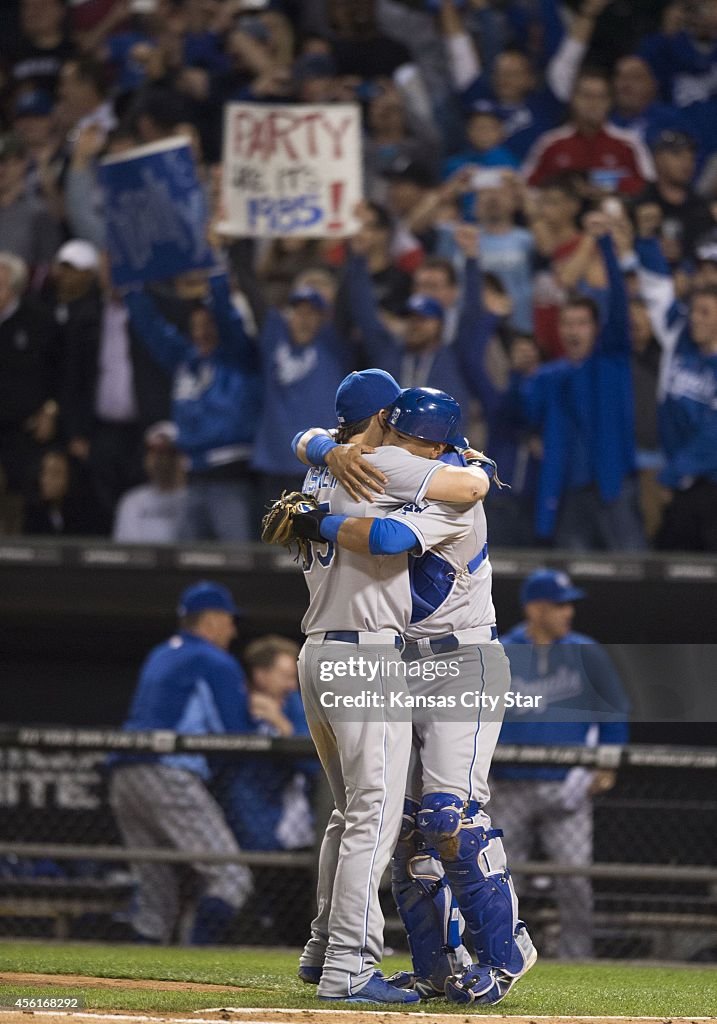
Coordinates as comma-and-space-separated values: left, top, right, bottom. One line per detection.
416, 792, 462, 845
391, 798, 465, 994
420, 801, 525, 974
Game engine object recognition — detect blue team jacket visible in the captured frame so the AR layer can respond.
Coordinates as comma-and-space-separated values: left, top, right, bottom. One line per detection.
509, 235, 637, 538
126, 275, 261, 472
251, 309, 350, 476
112, 631, 254, 779
344, 253, 494, 418
635, 238, 717, 489
496, 624, 630, 781
214, 690, 318, 851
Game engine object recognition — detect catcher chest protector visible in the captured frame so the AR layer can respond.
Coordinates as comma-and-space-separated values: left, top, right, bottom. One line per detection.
418, 792, 532, 975
391, 798, 471, 995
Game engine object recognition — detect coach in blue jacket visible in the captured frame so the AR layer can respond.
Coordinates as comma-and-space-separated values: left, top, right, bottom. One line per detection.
492, 569, 629, 959
125, 274, 261, 541
509, 215, 646, 550
108, 581, 254, 945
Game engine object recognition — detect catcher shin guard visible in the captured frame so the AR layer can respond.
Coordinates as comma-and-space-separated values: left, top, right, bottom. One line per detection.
418, 793, 533, 975
444, 925, 537, 1005
390, 799, 471, 997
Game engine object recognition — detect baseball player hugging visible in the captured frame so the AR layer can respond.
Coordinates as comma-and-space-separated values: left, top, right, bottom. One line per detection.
263, 370, 537, 1006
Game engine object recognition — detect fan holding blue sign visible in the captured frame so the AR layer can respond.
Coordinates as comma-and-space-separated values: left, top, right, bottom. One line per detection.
99, 137, 214, 287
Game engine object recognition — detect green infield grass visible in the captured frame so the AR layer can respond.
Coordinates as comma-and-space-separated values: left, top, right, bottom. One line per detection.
0, 942, 715, 1016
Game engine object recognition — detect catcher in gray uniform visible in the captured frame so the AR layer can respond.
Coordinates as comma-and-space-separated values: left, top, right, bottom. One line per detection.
293, 387, 537, 1007
271, 372, 492, 1004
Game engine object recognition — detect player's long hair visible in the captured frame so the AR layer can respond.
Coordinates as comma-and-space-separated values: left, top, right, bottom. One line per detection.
335, 416, 374, 444
335, 407, 390, 445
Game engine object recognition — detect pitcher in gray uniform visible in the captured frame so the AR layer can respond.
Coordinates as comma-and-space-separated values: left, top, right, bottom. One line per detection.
289, 374, 491, 1004
295, 390, 537, 1006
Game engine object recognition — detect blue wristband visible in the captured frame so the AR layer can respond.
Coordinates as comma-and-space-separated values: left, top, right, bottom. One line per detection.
306, 434, 339, 467
319, 514, 347, 542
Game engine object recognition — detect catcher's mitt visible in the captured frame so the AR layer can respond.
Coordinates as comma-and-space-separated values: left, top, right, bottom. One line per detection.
261, 490, 320, 561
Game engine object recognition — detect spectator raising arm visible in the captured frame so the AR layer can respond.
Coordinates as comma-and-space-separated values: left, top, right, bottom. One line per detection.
450, 223, 504, 419
124, 289, 194, 374
440, 0, 480, 93
634, 234, 684, 361
344, 228, 401, 370
206, 272, 258, 371
588, 214, 631, 355
546, 0, 611, 103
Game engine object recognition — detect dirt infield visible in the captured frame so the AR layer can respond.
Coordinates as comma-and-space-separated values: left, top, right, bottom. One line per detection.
0, 974, 244, 994
0, 1011, 714, 1024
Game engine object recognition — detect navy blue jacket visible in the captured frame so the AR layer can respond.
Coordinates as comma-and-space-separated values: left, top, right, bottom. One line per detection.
496, 624, 630, 781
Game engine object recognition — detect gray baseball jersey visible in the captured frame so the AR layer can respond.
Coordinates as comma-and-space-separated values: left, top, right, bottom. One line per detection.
391, 500, 497, 641
300, 446, 468, 635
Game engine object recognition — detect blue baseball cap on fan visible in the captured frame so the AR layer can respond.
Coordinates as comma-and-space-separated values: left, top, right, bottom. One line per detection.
406, 294, 444, 320
520, 569, 586, 605
288, 286, 328, 311
13, 90, 54, 118
335, 369, 401, 426
177, 581, 241, 617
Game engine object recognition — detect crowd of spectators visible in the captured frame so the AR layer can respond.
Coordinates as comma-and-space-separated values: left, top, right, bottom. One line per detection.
1, 0, 717, 551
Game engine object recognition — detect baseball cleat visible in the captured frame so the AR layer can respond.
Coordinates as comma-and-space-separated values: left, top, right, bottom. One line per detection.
385, 969, 414, 988
444, 941, 538, 1006
298, 966, 322, 985
385, 970, 443, 999
319, 970, 420, 1003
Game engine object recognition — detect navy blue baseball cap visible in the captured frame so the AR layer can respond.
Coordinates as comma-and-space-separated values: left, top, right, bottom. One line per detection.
177, 581, 241, 617
293, 53, 337, 82
521, 569, 586, 605
288, 286, 328, 311
13, 90, 54, 118
335, 368, 401, 426
406, 294, 444, 320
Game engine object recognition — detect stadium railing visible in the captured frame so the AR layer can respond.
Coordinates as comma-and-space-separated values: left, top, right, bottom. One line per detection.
0, 727, 714, 960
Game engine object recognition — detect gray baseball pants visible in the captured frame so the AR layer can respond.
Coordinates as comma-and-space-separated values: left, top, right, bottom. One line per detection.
297, 634, 413, 998
109, 762, 253, 942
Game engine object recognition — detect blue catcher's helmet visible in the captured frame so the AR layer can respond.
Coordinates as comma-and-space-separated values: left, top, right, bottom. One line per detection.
387, 387, 464, 447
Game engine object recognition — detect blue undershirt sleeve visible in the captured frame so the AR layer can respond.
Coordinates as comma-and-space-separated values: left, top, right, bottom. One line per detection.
368, 518, 421, 555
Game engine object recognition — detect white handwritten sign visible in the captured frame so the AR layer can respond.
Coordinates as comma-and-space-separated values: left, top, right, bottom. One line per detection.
99, 137, 212, 286
219, 103, 363, 238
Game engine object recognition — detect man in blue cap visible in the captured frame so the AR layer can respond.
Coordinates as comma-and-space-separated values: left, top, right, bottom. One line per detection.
108, 580, 254, 945
292, 368, 402, 501
251, 283, 353, 514
343, 220, 498, 415
493, 568, 630, 959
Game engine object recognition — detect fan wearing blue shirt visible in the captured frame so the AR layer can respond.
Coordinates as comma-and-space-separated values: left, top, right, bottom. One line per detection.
492, 570, 629, 959
108, 581, 255, 945
215, 635, 317, 853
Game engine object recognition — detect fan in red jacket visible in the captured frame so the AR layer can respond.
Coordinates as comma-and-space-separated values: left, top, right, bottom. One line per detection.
523, 69, 655, 196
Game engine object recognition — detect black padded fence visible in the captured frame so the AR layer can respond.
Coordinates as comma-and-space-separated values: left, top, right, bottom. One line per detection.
0, 728, 714, 961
